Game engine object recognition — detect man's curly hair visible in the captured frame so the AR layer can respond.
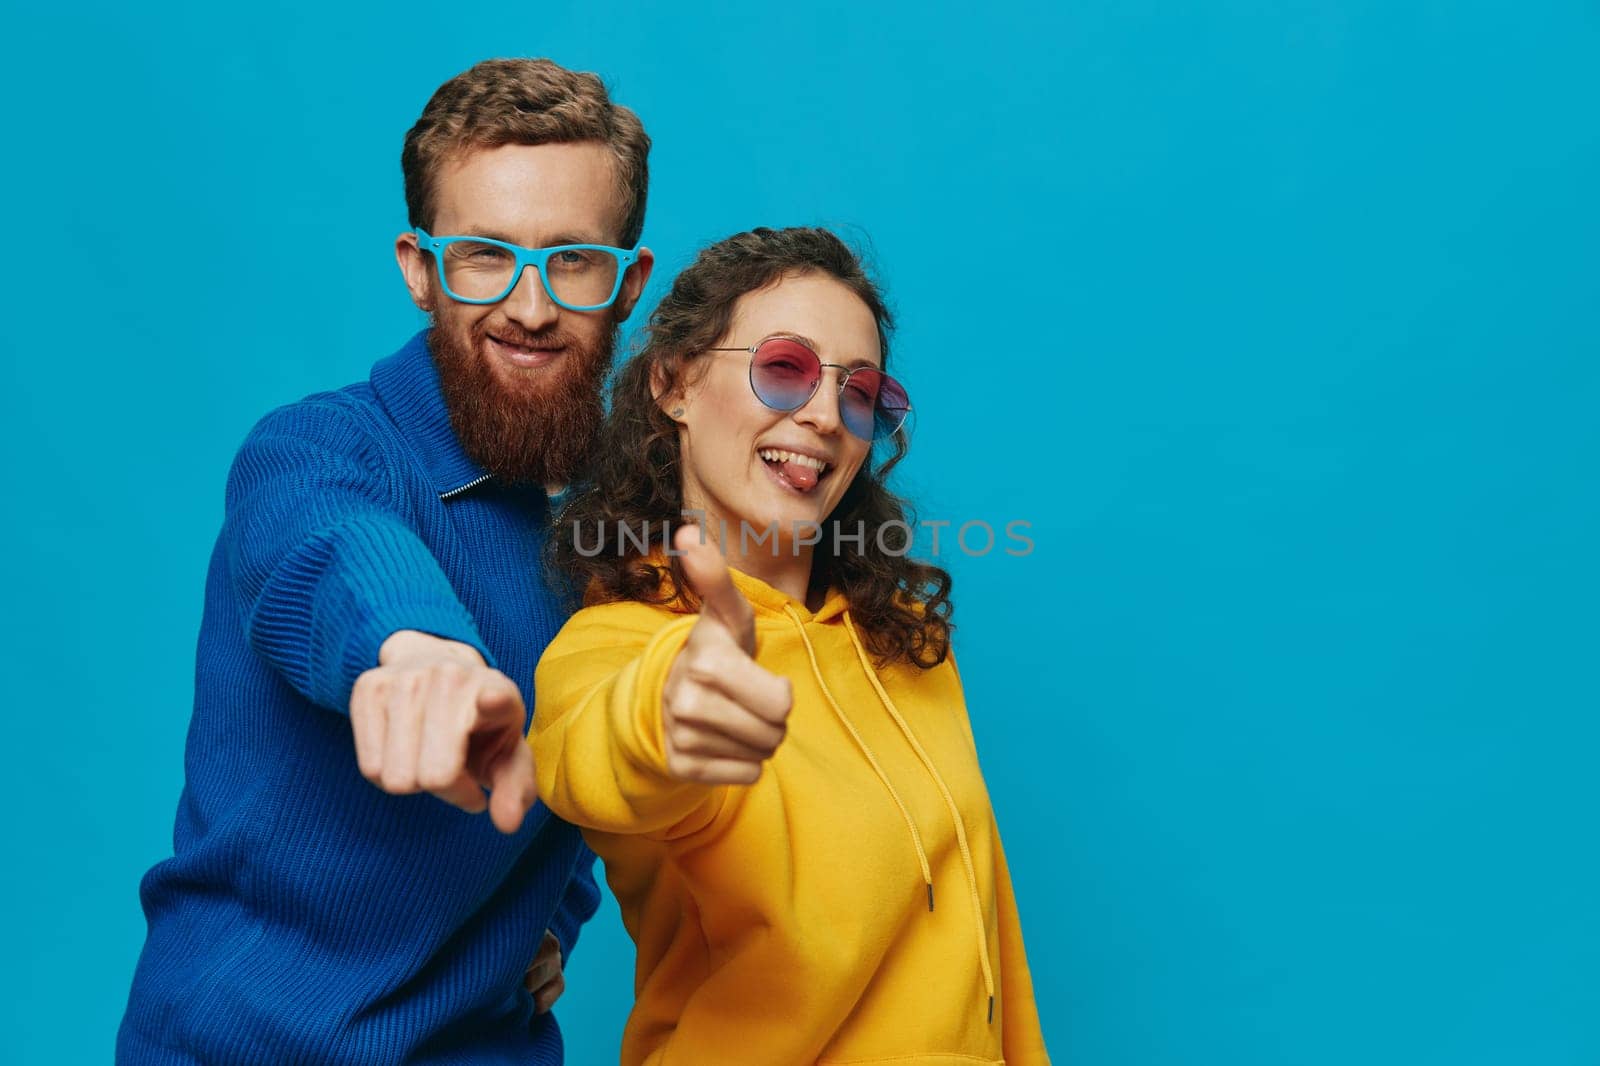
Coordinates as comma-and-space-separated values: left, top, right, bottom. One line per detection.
402, 57, 649, 246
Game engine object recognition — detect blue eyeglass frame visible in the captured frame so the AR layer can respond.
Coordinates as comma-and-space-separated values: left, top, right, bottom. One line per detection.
413, 227, 641, 311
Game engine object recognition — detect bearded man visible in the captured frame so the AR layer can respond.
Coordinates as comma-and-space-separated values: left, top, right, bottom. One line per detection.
119, 58, 654, 1065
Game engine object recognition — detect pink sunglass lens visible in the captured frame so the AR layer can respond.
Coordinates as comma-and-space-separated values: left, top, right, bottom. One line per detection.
750, 340, 820, 409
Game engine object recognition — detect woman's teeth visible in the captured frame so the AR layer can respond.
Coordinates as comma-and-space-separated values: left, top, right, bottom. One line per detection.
757, 448, 830, 474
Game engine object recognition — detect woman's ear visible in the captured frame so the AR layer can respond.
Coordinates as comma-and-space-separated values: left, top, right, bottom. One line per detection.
651, 363, 685, 422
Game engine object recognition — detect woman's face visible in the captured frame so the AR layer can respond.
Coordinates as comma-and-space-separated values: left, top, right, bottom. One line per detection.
672, 272, 881, 554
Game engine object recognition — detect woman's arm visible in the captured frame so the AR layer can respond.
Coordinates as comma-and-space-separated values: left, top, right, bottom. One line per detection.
531, 607, 718, 837
995, 827, 1051, 1063
950, 650, 1051, 1060
533, 535, 792, 838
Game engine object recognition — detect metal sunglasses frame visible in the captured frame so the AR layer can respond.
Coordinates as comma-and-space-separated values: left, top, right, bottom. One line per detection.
705, 337, 912, 441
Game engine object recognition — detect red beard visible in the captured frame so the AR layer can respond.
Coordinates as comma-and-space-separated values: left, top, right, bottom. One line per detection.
427, 312, 616, 488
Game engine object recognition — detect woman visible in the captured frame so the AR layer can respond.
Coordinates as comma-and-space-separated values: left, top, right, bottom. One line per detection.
532, 227, 1049, 1064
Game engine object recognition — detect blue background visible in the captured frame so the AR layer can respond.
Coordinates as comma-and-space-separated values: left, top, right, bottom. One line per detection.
3, 2, 1597, 1063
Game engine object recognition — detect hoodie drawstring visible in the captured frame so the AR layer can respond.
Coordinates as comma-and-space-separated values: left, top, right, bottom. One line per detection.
782, 604, 997, 1023
783, 605, 935, 907
841, 612, 998, 1025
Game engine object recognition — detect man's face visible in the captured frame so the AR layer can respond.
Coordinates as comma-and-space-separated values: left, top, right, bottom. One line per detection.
396, 142, 653, 488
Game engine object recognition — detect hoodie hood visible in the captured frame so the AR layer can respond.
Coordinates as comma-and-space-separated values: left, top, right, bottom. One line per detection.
726, 563, 851, 624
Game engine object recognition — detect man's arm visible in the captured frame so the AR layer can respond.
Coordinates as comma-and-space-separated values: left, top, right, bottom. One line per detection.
546, 843, 602, 962
524, 846, 602, 1015
223, 400, 487, 708
223, 400, 535, 831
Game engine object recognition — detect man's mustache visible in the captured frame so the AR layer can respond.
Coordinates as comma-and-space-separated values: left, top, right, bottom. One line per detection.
475, 321, 578, 353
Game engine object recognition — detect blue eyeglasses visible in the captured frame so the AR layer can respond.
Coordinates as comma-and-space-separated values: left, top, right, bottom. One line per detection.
414, 228, 640, 311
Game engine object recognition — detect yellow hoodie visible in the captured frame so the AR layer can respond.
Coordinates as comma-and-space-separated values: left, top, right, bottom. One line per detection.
531, 566, 1050, 1065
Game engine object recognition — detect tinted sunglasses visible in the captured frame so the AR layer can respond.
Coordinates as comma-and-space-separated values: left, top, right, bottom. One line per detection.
704, 337, 911, 443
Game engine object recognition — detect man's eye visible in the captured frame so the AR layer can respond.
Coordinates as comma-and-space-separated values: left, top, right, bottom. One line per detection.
451, 244, 510, 263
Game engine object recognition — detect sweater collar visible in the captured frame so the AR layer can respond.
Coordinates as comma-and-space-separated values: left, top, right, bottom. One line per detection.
371, 329, 490, 499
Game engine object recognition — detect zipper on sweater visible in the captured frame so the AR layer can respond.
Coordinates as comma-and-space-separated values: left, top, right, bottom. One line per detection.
440, 474, 492, 501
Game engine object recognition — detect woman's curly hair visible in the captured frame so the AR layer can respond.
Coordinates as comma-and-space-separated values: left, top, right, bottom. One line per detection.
550, 226, 953, 668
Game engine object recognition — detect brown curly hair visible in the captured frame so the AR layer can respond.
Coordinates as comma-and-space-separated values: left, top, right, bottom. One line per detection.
551, 226, 954, 668
402, 57, 650, 246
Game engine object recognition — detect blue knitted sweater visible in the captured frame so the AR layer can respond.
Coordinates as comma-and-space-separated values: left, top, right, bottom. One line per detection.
119, 331, 600, 1065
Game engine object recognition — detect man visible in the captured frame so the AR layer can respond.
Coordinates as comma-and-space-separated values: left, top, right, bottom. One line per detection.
119, 58, 654, 1064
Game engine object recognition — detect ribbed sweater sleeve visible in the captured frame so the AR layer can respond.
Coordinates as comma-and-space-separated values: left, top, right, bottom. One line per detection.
222, 400, 490, 713
546, 842, 601, 962
531, 607, 724, 837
